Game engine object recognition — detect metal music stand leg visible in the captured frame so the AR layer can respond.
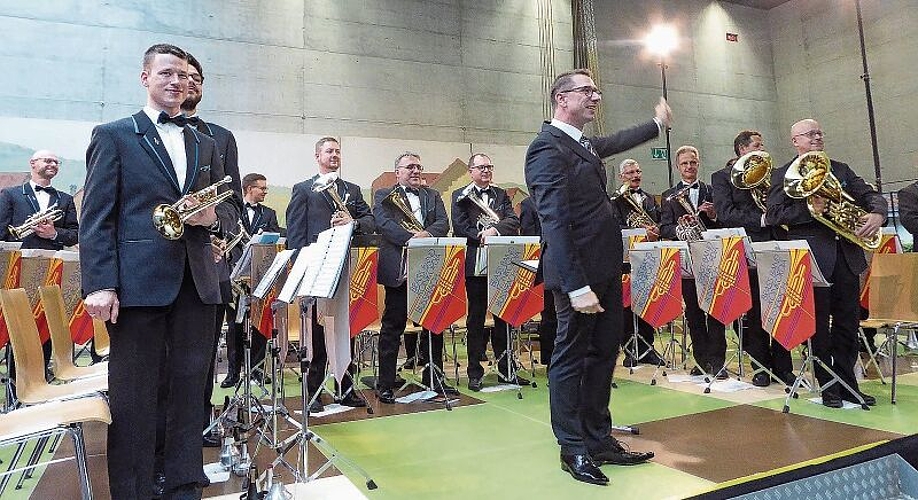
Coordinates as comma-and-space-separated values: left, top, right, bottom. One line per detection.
857, 325, 886, 385
623, 312, 657, 376
782, 338, 869, 413
423, 330, 453, 411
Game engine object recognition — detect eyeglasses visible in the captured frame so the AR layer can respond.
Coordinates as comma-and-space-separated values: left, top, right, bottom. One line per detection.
32, 158, 61, 166
559, 85, 602, 97
400, 164, 424, 172
794, 130, 824, 139
471, 164, 494, 172
622, 169, 642, 176
189, 74, 204, 84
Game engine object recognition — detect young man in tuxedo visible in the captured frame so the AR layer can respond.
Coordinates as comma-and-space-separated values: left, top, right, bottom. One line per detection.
524, 69, 668, 485
373, 152, 457, 403
81, 44, 237, 500
451, 153, 525, 391
0, 150, 79, 249
286, 137, 375, 411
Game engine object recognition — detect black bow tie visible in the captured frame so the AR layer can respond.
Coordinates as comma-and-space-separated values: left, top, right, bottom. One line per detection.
476, 187, 492, 197
185, 115, 202, 127
403, 186, 420, 196
34, 185, 56, 194
245, 203, 258, 210
629, 188, 642, 194
682, 182, 698, 190
157, 111, 188, 127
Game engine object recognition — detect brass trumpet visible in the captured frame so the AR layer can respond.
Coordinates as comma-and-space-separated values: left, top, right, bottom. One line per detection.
457, 184, 500, 229
312, 172, 349, 216
152, 175, 234, 240
9, 204, 63, 239
381, 187, 424, 233
610, 183, 655, 228
783, 150, 881, 251
730, 150, 773, 212
222, 220, 252, 257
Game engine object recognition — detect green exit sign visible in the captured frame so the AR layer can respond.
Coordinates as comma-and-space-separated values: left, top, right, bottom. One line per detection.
651, 147, 668, 160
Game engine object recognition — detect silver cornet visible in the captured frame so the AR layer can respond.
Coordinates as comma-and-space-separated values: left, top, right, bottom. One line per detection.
152, 176, 234, 240
9, 204, 63, 239
312, 172, 350, 217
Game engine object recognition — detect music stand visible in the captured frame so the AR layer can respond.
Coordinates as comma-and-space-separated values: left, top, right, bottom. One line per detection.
619, 229, 660, 373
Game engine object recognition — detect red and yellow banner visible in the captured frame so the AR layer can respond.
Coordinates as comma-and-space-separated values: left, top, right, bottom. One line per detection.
348, 247, 379, 337
860, 233, 900, 309
492, 243, 543, 327
761, 248, 816, 350
0, 250, 22, 348
407, 244, 466, 334
632, 246, 683, 328
702, 237, 752, 325
622, 273, 632, 308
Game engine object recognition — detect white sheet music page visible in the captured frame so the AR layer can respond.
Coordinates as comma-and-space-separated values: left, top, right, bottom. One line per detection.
296, 222, 355, 299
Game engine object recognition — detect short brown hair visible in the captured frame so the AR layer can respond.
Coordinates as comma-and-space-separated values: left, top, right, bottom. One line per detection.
315, 136, 339, 154
733, 130, 761, 156
143, 44, 186, 69
242, 173, 266, 190
550, 68, 593, 107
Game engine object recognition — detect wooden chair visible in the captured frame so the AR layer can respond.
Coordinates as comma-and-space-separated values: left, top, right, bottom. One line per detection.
39, 285, 108, 382
0, 396, 111, 499
91, 319, 110, 359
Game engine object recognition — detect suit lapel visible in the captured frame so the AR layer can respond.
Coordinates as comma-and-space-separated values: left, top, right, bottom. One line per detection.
22, 184, 40, 213
132, 112, 181, 194
182, 126, 201, 195
546, 124, 606, 186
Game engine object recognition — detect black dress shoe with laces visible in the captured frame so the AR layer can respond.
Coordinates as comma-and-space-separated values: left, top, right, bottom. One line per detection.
308, 398, 325, 414
751, 372, 771, 387
468, 377, 483, 392
843, 391, 877, 406
202, 433, 221, 448
822, 392, 844, 408
778, 371, 797, 386
642, 350, 665, 366
338, 391, 368, 408
376, 388, 396, 404
560, 454, 609, 485
220, 374, 239, 389
689, 366, 704, 376
591, 437, 654, 466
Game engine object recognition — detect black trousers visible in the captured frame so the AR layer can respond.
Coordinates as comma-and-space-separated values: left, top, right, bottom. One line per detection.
306, 306, 356, 398
465, 276, 510, 379
539, 290, 557, 366
622, 307, 656, 357
107, 269, 216, 499
812, 248, 861, 397
224, 302, 267, 377
549, 278, 622, 455
683, 278, 727, 371
377, 283, 443, 390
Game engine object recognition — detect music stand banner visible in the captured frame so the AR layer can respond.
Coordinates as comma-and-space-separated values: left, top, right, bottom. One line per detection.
21, 250, 56, 344
631, 246, 682, 328
486, 238, 543, 327
860, 230, 901, 309
689, 236, 752, 325
758, 248, 815, 350
348, 247, 379, 337
406, 239, 466, 334
0, 248, 22, 348
622, 273, 632, 308
251, 244, 282, 339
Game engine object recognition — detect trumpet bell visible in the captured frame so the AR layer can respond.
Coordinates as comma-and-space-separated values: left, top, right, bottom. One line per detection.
152, 204, 184, 240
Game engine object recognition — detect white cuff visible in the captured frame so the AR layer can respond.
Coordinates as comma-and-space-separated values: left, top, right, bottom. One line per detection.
568, 285, 592, 300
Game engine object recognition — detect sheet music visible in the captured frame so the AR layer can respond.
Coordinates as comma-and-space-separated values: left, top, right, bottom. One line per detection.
0, 242, 22, 251
751, 240, 830, 286
252, 249, 295, 299
633, 240, 692, 277
407, 237, 466, 248
622, 228, 648, 263
295, 223, 355, 299
703, 227, 756, 268
277, 245, 321, 304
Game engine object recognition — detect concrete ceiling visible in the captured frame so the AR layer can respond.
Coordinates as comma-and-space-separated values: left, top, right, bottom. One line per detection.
720, 0, 792, 9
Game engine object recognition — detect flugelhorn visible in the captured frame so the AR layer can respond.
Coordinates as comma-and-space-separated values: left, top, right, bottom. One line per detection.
783, 150, 881, 251
610, 183, 655, 228
312, 172, 349, 216
152, 175, 234, 240
9, 204, 63, 239
730, 150, 773, 212
381, 187, 424, 233
457, 184, 500, 229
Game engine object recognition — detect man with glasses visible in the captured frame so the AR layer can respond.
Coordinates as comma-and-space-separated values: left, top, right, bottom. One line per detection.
613, 159, 664, 368
451, 153, 523, 391
287, 136, 375, 412
525, 68, 670, 485
0, 150, 79, 250
766, 118, 885, 408
373, 152, 455, 404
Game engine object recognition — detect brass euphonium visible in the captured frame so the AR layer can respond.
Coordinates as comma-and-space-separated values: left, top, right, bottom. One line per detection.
665, 183, 706, 241
382, 187, 425, 233
783, 150, 881, 251
610, 183, 655, 228
730, 150, 773, 212
312, 172, 349, 216
457, 184, 501, 229
152, 175, 234, 240
9, 204, 63, 239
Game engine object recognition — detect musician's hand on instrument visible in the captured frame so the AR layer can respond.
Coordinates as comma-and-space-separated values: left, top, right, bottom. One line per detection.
810, 195, 828, 214
478, 227, 498, 241
645, 224, 660, 241
183, 196, 218, 227
678, 214, 695, 225
571, 291, 604, 314
655, 97, 673, 128
857, 212, 884, 238
330, 210, 353, 227
411, 230, 431, 239
210, 236, 225, 263
33, 220, 57, 239
85, 290, 120, 324
699, 201, 716, 219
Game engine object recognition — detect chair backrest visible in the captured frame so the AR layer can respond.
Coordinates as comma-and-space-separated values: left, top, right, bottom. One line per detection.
92, 318, 110, 355
869, 253, 918, 322
38, 285, 75, 376
0, 289, 48, 400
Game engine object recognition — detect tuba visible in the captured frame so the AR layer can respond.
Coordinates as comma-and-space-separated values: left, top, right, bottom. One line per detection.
312, 172, 349, 216
665, 183, 706, 242
457, 184, 501, 229
610, 183, 656, 228
783, 150, 881, 251
9, 204, 63, 240
730, 150, 773, 212
152, 175, 234, 240
381, 187, 425, 233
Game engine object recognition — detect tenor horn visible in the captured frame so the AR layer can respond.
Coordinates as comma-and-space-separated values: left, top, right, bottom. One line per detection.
457, 184, 501, 229
152, 175, 234, 240
381, 188, 424, 233
611, 183, 655, 228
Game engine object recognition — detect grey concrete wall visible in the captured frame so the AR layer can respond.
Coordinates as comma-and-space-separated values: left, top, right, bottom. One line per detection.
770, 0, 918, 191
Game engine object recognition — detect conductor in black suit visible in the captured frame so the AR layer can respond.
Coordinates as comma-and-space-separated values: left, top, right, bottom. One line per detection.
660, 145, 727, 378
373, 152, 456, 404
451, 153, 524, 391
711, 130, 792, 387
81, 44, 236, 500
766, 118, 885, 408
519, 196, 556, 367
286, 136, 375, 411
524, 68, 668, 485
0, 150, 79, 250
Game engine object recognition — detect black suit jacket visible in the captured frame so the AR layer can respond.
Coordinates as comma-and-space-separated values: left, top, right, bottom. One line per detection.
242, 203, 281, 235
0, 183, 79, 249
766, 157, 887, 276
286, 174, 374, 249
373, 185, 449, 288
660, 180, 720, 240
519, 196, 540, 237
711, 167, 786, 242
524, 120, 659, 293
898, 182, 918, 237
613, 188, 660, 228
80, 110, 236, 306
451, 184, 520, 276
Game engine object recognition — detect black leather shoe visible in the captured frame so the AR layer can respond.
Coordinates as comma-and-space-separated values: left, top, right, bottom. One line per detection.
560, 454, 609, 485
376, 388, 396, 404
468, 377, 483, 392
843, 391, 877, 406
822, 392, 844, 408
251, 370, 272, 385
152, 472, 166, 499
401, 359, 416, 370
220, 374, 239, 389
338, 391, 368, 407
308, 398, 325, 414
202, 433, 221, 448
394, 374, 407, 387
591, 437, 654, 466
689, 366, 704, 376
498, 374, 531, 386
642, 351, 665, 366
752, 372, 770, 387
622, 355, 638, 368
